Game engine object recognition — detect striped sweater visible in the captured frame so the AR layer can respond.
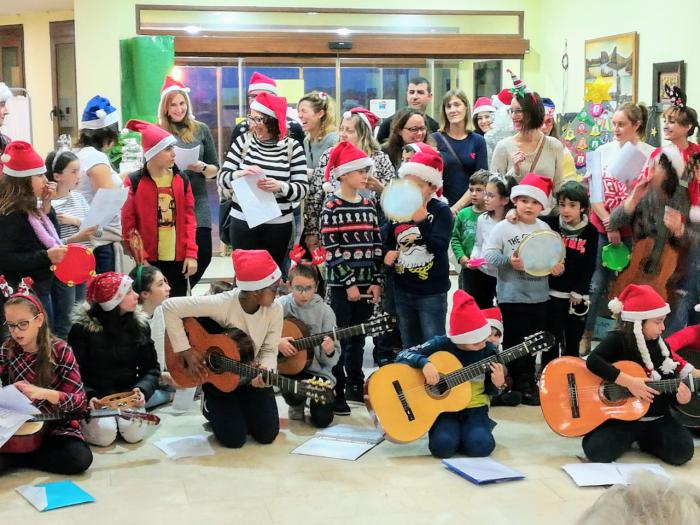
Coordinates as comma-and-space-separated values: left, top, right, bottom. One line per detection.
320, 193, 383, 288
218, 133, 308, 224
52, 191, 91, 245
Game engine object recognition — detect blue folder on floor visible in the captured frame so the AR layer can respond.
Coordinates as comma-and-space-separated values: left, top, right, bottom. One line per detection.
16, 480, 95, 511
442, 457, 525, 485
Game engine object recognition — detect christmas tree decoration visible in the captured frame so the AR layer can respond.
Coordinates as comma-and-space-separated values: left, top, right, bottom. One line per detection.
589, 103, 604, 117
584, 75, 614, 104
576, 137, 589, 150
563, 127, 576, 141
590, 122, 601, 136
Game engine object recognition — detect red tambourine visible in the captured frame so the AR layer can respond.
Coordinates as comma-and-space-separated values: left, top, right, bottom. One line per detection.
52, 244, 97, 286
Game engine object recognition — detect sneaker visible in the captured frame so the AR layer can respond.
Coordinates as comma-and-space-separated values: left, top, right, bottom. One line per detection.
579, 330, 593, 357
345, 383, 365, 405
332, 396, 351, 416
519, 384, 541, 406
288, 404, 305, 420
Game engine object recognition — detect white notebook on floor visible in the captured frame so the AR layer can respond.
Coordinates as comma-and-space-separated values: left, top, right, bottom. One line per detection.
291, 424, 384, 461
562, 462, 670, 487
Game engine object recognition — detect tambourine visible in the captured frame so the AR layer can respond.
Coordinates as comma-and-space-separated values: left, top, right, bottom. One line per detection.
51, 244, 96, 286
95, 391, 140, 409
381, 178, 423, 222
516, 230, 565, 277
601, 243, 630, 272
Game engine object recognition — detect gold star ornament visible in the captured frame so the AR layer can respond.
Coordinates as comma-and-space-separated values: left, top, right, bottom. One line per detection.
584, 76, 613, 104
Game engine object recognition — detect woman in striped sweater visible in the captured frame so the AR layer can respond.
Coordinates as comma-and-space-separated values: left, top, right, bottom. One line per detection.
218, 93, 308, 270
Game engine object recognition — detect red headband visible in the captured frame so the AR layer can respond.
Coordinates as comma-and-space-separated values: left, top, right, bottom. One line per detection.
0, 276, 44, 314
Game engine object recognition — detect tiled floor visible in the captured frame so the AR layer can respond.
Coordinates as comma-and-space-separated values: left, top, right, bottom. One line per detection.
1, 257, 698, 524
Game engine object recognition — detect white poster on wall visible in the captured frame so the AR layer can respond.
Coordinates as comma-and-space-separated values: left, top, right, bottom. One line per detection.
369, 99, 396, 119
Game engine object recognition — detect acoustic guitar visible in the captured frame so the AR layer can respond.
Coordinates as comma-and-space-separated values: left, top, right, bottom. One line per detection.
672, 347, 700, 428
365, 331, 554, 443
1, 409, 160, 454
539, 356, 700, 437
164, 317, 334, 405
278, 314, 395, 376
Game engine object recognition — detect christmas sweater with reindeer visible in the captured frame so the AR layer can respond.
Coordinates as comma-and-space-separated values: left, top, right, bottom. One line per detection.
320, 193, 383, 289
382, 197, 452, 295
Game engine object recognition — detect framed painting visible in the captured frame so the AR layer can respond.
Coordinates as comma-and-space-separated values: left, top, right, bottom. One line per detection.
584, 32, 638, 105
652, 61, 685, 109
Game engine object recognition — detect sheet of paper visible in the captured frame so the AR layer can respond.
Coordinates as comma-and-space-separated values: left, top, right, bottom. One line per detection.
231, 173, 282, 228
291, 436, 378, 461
615, 463, 670, 482
0, 408, 33, 448
587, 150, 604, 203
0, 385, 41, 415
82, 188, 129, 229
174, 145, 201, 170
608, 142, 647, 185
154, 435, 215, 459
16, 480, 95, 512
562, 462, 669, 487
442, 457, 525, 485
317, 424, 384, 444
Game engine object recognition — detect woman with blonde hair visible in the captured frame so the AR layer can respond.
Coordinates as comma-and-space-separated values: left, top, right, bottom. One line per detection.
431, 88, 488, 209
297, 91, 338, 169
158, 75, 219, 287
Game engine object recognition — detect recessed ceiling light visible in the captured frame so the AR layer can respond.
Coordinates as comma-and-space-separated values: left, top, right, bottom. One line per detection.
336, 28, 351, 36
184, 25, 201, 34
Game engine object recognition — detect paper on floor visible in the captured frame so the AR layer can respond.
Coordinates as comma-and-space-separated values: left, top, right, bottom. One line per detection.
562, 462, 670, 487
16, 480, 94, 511
154, 435, 215, 459
442, 457, 525, 485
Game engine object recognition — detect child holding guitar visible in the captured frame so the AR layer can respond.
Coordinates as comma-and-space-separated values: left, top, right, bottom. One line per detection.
394, 291, 506, 459
583, 284, 698, 465
276, 248, 339, 425
162, 249, 283, 448
0, 277, 92, 475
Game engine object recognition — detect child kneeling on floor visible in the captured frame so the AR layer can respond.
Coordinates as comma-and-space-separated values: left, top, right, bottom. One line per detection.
394, 290, 506, 458
276, 246, 340, 426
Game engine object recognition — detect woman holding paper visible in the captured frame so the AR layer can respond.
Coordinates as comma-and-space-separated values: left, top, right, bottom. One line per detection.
218, 92, 308, 270
581, 103, 655, 355
158, 76, 219, 287
121, 120, 198, 298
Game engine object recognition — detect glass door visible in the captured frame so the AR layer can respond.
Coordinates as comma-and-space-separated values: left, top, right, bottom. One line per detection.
49, 21, 78, 145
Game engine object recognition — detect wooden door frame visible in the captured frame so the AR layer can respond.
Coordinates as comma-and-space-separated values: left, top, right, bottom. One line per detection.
49, 20, 77, 144
0, 24, 25, 88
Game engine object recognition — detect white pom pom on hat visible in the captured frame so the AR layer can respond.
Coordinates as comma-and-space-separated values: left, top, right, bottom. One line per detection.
608, 297, 623, 315
96, 109, 106, 119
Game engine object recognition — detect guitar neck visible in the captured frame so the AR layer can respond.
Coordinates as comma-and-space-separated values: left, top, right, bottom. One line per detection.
441, 341, 534, 389
291, 323, 369, 350
648, 376, 699, 395
211, 353, 308, 394
30, 409, 125, 423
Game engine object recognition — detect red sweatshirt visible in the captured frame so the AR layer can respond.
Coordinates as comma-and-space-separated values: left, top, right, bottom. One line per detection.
667, 325, 700, 367
121, 166, 197, 261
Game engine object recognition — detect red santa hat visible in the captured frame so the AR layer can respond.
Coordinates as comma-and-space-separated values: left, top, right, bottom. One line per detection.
394, 223, 418, 244
404, 142, 433, 155
323, 141, 374, 192
125, 120, 176, 162
608, 284, 675, 379
248, 72, 277, 95
494, 89, 513, 108
159, 75, 194, 120
87, 272, 133, 312
510, 173, 553, 209
448, 290, 492, 345
232, 249, 282, 291
481, 307, 503, 335
343, 107, 379, 131
472, 97, 496, 116
250, 92, 288, 141
1, 141, 46, 177
398, 149, 443, 189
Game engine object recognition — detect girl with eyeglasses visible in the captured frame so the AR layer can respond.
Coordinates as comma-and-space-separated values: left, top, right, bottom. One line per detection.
0, 280, 93, 475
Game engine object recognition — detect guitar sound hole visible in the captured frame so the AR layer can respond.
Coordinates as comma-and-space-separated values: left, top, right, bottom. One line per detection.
206, 348, 224, 373
427, 380, 450, 397
601, 383, 629, 403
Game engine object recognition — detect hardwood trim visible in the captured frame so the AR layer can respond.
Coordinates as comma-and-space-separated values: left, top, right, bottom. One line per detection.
0, 24, 25, 88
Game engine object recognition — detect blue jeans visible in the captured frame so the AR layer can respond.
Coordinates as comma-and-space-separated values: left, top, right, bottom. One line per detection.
93, 243, 115, 274
393, 288, 447, 348
51, 280, 86, 339
665, 243, 700, 335
428, 405, 496, 459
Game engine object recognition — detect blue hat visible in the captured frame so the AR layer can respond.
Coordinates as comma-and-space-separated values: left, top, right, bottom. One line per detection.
542, 97, 555, 111
80, 95, 119, 130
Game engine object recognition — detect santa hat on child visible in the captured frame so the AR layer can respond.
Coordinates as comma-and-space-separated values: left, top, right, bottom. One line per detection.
1, 141, 46, 177
510, 173, 553, 208
248, 72, 277, 95
542, 97, 556, 118
125, 120, 176, 162
80, 95, 119, 130
398, 148, 443, 189
608, 284, 676, 380
232, 249, 282, 291
159, 75, 194, 120
493, 89, 513, 108
448, 290, 492, 345
250, 92, 288, 142
343, 107, 379, 132
472, 97, 496, 116
0, 83, 12, 103
404, 142, 433, 155
482, 307, 503, 336
323, 141, 374, 192
87, 272, 133, 312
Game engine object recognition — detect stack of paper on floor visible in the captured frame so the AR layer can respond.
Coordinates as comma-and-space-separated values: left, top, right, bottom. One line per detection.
0, 385, 41, 448
442, 457, 525, 485
154, 435, 215, 459
291, 424, 384, 461
16, 481, 94, 512
562, 462, 670, 487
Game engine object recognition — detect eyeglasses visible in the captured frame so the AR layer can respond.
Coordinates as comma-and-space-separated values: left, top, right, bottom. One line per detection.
291, 284, 316, 295
507, 108, 524, 116
5, 315, 39, 332
403, 126, 427, 134
247, 115, 265, 124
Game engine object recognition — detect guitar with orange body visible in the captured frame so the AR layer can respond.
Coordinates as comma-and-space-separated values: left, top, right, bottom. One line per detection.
539, 356, 700, 437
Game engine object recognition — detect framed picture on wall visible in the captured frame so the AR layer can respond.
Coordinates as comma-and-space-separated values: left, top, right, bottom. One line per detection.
584, 32, 638, 104
473, 60, 501, 101
652, 61, 685, 109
